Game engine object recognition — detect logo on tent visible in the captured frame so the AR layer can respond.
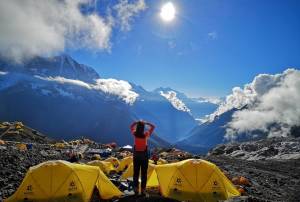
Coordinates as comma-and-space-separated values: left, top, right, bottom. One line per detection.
212, 180, 221, 190
69, 181, 77, 191
24, 185, 33, 195
174, 178, 182, 187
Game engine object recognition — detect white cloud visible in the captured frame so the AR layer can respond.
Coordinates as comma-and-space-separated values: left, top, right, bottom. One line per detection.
35, 76, 139, 104
113, 0, 147, 31
36, 76, 92, 89
208, 86, 257, 121
209, 69, 300, 139
0, 71, 8, 75
208, 31, 218, 40
168, 41, 176, 49
196, 97, 223, 105
93, 78, 139, 104
0, 0, 146, 62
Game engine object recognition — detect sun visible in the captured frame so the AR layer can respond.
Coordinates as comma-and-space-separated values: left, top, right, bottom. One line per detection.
160, 2, 176, 22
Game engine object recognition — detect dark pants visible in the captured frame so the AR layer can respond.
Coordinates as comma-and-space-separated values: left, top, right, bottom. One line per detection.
133, 150, 149, 192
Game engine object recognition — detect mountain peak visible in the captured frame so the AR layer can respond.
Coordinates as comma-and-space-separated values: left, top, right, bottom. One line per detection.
0, 55, 100, 83
153, 87, 178, 94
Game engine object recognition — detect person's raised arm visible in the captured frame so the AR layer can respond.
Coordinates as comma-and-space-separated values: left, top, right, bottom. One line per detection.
130, 122, 137, 135
145, 122, 155, 137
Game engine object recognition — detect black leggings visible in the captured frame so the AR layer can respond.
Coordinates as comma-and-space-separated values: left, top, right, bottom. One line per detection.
133, 150, 149, 191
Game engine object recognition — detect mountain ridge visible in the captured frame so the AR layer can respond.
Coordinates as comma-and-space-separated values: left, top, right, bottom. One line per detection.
0, 55, 201, 145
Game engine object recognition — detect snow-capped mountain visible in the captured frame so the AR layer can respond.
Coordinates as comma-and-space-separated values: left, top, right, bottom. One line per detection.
0, 55, 99, 82
159, 90, 191, 112
131, 85, 197, 143
153, 87, 220, 122
0, 55, 196, 145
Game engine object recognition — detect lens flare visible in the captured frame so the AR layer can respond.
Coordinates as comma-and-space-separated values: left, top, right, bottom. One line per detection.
160, 2, 176, 22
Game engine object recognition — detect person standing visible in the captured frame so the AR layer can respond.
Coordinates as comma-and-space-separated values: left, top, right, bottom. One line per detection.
130, 120, 155, 195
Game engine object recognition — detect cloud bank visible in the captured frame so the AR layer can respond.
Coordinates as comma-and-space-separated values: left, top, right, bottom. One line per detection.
114, 0, 147, 31
36, 76, 138, 104
0, 0, 146, 62
209, 69, 300, 139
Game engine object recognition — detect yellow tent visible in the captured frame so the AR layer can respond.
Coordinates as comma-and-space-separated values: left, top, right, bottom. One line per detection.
54, 142, 65, 149
157, 158, 168, 165
92, 154, 101, 160
117, 156, 133, 172
87, 160, 116, 175
96, 165, 123, 199
16, 143, 27, 151
155, 159, 240, 202
149, 159, 154, 164
0, 124, 7, 129
104, 157, 120, 168
121, 162, 159, 188
5, 160, 122, 202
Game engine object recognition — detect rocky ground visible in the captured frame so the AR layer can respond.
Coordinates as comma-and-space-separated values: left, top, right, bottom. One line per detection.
1, 141, 299, 202
0, 122, 53, 144
206, 137, 300, 202
206, 156, 300, 202
0, 122, 300, 202
209, 137, 300, 161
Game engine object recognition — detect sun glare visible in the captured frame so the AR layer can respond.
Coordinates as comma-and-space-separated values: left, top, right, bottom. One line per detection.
160, 2, 176, 22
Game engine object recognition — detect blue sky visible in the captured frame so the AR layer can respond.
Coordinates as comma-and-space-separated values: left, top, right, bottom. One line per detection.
70, 0, 300, 97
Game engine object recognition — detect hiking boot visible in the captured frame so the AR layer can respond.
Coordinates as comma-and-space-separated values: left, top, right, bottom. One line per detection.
141, 189, 147, 197
134, 188, 139, 195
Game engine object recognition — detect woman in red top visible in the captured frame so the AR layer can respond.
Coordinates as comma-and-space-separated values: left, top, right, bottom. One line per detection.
130, 120, 155, 195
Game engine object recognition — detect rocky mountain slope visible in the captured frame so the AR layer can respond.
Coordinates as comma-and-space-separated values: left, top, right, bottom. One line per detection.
0, 55, 99, 83
209, 137, 300, 161
0, 122, 53, 143
176, 108, 239, 154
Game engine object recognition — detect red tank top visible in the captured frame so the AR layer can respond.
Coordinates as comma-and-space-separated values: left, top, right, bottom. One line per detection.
130, 123, 155, 151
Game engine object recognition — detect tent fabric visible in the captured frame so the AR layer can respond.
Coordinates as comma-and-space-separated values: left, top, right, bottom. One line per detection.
54, 143, 66, 148
117, 156, 133, 172
16, 143, 27, 151
121, 162, 159, 188
5, 160, 122, 202
155, 159, 240, 202
95, 166, 123, 199
87, 160, 116, 175
104, 157, 120, 168
157, 158, 168, 165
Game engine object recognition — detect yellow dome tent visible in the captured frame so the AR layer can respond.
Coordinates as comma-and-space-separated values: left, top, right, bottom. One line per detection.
117, 156, 133, 172
5, 160, 122, 202
121, 162, 159, 188
54, 142, 66, 149
155, 159, 240, 202
87, 160, 116, 175
16, 143, 27, 151
104, 157, 120, 168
